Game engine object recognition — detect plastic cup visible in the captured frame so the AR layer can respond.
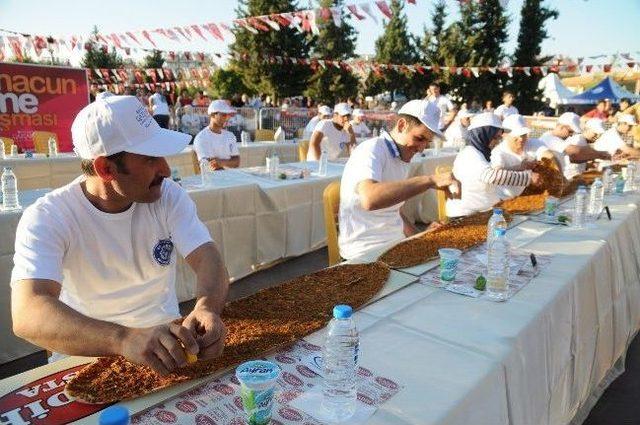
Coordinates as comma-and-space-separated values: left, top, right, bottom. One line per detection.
236, 360, 280, 425
545, 196, 558, 218
439, 248, 462, 282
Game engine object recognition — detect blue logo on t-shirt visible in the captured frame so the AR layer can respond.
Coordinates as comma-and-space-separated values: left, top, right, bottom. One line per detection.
153, 238, 174, 266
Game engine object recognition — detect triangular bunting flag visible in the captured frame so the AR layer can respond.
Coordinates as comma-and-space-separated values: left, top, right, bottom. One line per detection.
174, 27, 190, 41
142, 30, 157, 47
375, 1, 393, 19
191, 25, 207, 41
126, 32, 141, 46
330, 7, 342, 26
346, 5, 366, 20
523, 67, 531, 76
360, 4, 378, 23
260, 16, 280, 31
203, 23, 225, 41
470, 67, 480, 77
540, 66, 548, 76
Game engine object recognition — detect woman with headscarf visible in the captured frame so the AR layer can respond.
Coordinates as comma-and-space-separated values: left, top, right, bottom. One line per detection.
446, 113, 540, 217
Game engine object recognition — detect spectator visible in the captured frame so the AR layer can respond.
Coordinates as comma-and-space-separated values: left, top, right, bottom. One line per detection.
307, 103, 355, 161
444, 110, 474, 149
425, 81, 454, 130
469, 99, 482, 113
494, 91, 519, 119
180, 105, 202, 140
192, 91, 207, 107
177, 89, 193, 107
193, 100, 240, 170
582, 100, 609, 120
350, 109, 372, 138
303, 105, 332, 139
149, 86, 171, 129
622, 100, 640, 144
483, 100, 494, 113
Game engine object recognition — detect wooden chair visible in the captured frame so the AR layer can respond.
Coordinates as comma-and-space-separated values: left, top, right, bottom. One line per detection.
323, 181, 342, 266
1, 137, 14, 155
32, 131, 57, 154
191, 150, 201, 175
435, 165, 453, 221
298, 140, 310, 162
254, 129, 275, 142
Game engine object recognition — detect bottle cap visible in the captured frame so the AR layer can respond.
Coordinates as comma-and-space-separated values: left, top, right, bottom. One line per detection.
493, 208, 503, 215
333, 304, 353, 319
99, 406, 130, 425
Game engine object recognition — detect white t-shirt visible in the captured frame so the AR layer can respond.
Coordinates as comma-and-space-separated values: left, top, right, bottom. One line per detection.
11, 178, 212, 328
446, 146, 501, 217
180, 113, 201, 136
490, 139, 546, 198
307, 119, 350, 161
563, 134, 589, 179
593, 128, 626, 156
193, 127, 239, 161
350, 120, 371, 138
339, 132, 411, 260
303, 116, 321, 139
443, 122, 468, 148
150, 93, 170, 116
429, 95, 454, 130
539, 131, 570, 173
494, 104, 519, 119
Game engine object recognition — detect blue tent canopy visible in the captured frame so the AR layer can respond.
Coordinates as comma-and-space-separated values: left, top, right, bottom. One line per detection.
568, 76, 640, 105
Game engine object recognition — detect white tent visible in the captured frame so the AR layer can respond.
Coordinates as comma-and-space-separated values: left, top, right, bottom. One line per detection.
538, 73, 577, 106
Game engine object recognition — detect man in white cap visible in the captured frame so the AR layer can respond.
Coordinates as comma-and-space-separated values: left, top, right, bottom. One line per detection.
350, 109, 372, 138
491, 114, 553, 198
443, 109, 474, 148
494, 91, 519, 120
193, 99, 240, 170
302, 105, 332, 140
338, 99, 456, 260
562, 118, 608, 179
307, 102, 356, 161
539, 112, 610, 178
593, 114, 640, 159
11, 95, 229, 375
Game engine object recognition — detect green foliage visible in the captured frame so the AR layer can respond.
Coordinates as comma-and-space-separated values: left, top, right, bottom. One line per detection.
229, 0, 313, 99
142, 49, 165, 69
511, 0, 559, 114
365, 0, 422, 100
81, 26, 124, 69
209, 68, 251, 99
305, 0, 359, 104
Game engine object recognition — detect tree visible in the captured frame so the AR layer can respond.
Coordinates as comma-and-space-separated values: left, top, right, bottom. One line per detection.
81, 26, 124, 69
511, 0, 558, 114
364, 0, 420, 100
209, 68, 251, 99
142, 49, 165, 69
304, 0, 359, 104
229, 0, 313, 100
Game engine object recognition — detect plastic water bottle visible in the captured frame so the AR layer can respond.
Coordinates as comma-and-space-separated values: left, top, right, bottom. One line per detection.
200, 159, 213, 186
486, 208, 507, 244
318, 149, 328, 176
47, 137, 58, 157
372, 128, 379, 137
602, 168, 613, 195
615, 174, 625, 195
573, 185, 588, 228
626, 162, 637, 191
241, 131, 250, 146
322, 304, 359, 422
268, 151, 279, 179
99, 405, 130, 425
487, 228, 510, 302
588, 178, 604, 220
1, 167, 20, 211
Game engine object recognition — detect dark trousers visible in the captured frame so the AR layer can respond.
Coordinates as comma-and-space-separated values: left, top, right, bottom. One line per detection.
154, 114, 170, 129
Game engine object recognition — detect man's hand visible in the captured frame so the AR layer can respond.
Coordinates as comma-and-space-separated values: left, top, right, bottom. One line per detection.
343, 120, 354, 134
209, 158, 223, 170
182, 307, 227, 360
425, 221, 445, 232
431, 172, 456, 189
120, 323, 199, 376
530, 172, 543, 186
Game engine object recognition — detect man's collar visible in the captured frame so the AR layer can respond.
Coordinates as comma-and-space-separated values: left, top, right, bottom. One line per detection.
381, 130, 400, 158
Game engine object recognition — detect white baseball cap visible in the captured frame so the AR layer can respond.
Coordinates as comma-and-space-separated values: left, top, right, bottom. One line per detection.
585, 118, 606, 134
207, 99, 236, 115
458, 110, 475, 119
318, 105, 333, 116
397, 99, 443, 137
468, 112, 504, 131
502, 114, 531, 137
353, 108, 365, 118
334, 102, 353, 116
71, 95, 190, 160
558, 112, 582, 133
618, 113, 638, 126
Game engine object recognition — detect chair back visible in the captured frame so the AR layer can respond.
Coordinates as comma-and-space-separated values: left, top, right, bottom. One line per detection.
323, 181, 341, 266
254, 129, 275, 142
191, 150, 201, 175
0, 137, 14, 155
298, 140, 310, 162
32, 131, 57, 154
435, 165, 453, 221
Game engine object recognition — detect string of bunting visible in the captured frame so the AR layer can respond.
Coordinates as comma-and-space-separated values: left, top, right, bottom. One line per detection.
86, 65, 218, 85
0, 0, 417, 63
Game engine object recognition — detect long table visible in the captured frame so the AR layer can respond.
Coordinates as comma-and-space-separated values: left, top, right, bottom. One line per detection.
0, 142, 300, 191
0, 153, 457, 364
1, 193, 638, 424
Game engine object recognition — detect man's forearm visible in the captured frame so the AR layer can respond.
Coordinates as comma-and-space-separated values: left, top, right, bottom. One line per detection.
218, 157, 240, 168
13, 293, 125, 357
358, 176, 435, 211
189, 243, 229, 314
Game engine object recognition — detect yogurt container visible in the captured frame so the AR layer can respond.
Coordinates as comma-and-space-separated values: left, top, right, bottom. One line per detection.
235, 360, 281, 425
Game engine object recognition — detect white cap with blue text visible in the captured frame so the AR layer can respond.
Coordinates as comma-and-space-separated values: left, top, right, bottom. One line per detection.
207, 99, 237, 115
334, 103, 353, 116
398, 99, 444, 137
71, 94, 190, 160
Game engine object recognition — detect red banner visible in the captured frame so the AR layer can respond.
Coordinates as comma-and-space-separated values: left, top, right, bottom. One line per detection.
0, 62, 89, 152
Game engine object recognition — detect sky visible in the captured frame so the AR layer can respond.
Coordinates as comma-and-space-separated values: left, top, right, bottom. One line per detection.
0, 0, 638, 64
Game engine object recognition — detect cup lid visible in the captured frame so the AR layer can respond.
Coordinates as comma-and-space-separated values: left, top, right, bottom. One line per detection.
236, 360, 280, 384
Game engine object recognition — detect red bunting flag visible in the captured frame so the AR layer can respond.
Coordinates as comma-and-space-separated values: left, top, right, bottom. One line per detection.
203, 23, 225, 41
347, 5, 366, 20
126, 32, 141, 45
109, 34, 123, 49
33, 36, 47, 57
174, 27, 189, 40
191, 25, 207, 41
375, 1, 393, 19
165, 29, 180, 41
7, 36, 24, 62
142, 30, 156, 47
